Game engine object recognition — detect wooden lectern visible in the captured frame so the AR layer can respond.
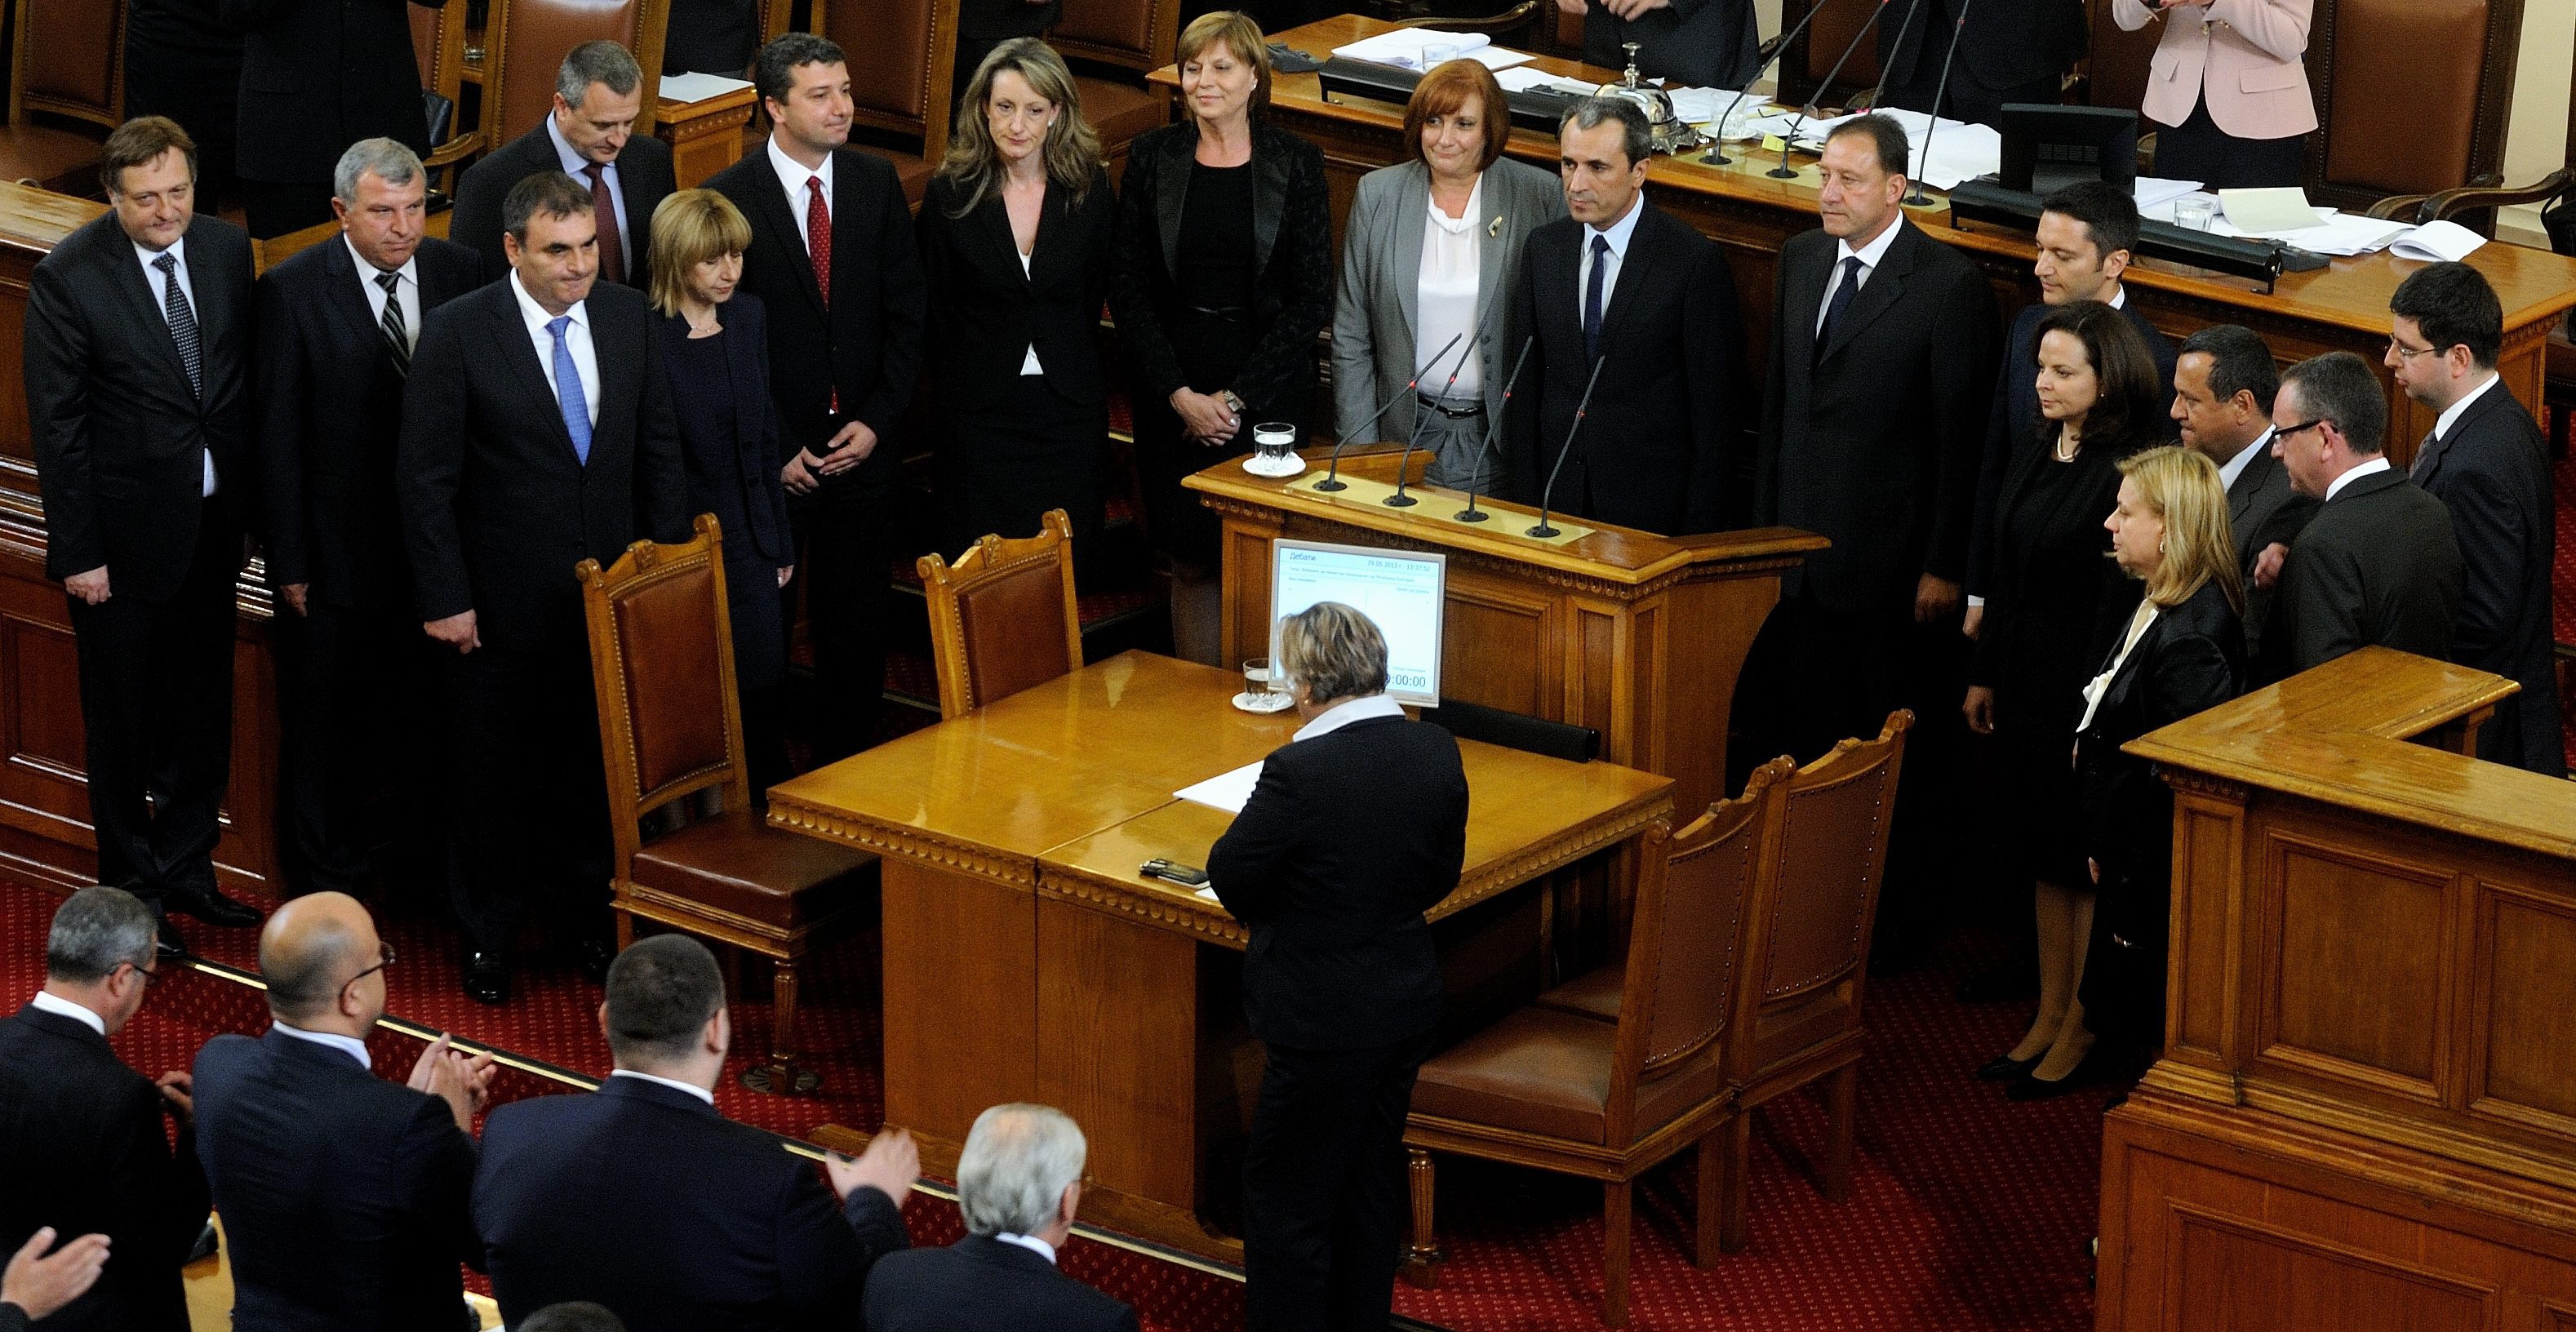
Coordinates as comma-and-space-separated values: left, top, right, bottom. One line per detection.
1185, 451, 1824, 819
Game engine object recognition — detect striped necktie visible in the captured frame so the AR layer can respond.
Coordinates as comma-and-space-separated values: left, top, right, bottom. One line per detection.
376, 269, 410, 378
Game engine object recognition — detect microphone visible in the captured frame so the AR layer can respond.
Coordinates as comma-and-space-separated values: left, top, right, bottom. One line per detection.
1859, 0, 1930, 113
1455, 335, 1534, 524
1771, 0, 1892, 180
1528, 354, 1610, 539
1699, 0, 1841, 167
1387, 307, 1490, 508
1902, 0, 1978, 207
1312, 331, 1464, 493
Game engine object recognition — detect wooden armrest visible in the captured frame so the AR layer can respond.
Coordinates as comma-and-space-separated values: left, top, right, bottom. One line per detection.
424, 131, 483, 170
2365, 193, 2428, 221
1394, 0, 1539, 33
2410, 170, 2576, 225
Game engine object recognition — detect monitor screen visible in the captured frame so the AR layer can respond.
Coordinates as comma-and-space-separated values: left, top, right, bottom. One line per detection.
1268, 540, 1446, 708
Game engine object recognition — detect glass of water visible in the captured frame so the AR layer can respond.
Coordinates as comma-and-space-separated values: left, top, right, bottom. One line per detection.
2174, 198, 2216, 232
1253, 422, 1295, 470
1422, 41, 1461, 67
1244, 659, 1277, 704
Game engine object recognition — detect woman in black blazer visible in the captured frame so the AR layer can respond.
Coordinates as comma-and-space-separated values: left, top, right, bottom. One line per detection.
1208, 602, 1468, 1332
920, 39, 1118, 562
1965, 300, 2168, 1099
2077, 446, 2245, 1054
645, 189, 797, 798
1108, 11, 1333, 653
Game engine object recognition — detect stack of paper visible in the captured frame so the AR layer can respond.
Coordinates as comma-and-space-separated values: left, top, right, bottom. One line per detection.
659, 71, 753, 104
2133, 177, 2202, 211
2142, 191, 2485, 259
1494, 67, 1599, 96
2218, 187, 2323, 233
1329, 29, 1535, 72
2387, 220, 2486, 261
1787, 108, 1999, 190
1175, 761, 1265, 815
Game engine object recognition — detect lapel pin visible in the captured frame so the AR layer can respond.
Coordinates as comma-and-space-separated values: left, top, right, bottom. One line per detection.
1487, 215, 1503, 238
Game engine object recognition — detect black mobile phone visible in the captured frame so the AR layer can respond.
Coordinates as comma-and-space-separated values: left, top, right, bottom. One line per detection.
1140, 859, 1211, 887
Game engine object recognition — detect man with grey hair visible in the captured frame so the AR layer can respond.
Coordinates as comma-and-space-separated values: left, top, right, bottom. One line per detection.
452, 38, 678, 285
257, 138, 482, 901
864, 1103, 1137, 1332
474, 935, 916, 1330
1506, 96, 1739, 535
0, 886, 211, 1331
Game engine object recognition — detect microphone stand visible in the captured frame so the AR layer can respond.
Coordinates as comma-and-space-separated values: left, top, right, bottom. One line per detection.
1528, 355, 1610, 539
1902, 0, 1976, 207
1455, 337, 1534, 524
1387, 315, 1487, 508
1312, 331, 1464, 493
1700, 0, 1838, 166
1858, 0, 1929, 113
1770, 0, 1891, 180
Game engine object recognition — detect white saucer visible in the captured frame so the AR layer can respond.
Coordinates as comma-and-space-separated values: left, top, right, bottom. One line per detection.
1232, 690, 1295, 714
1241, 451, 1306, 477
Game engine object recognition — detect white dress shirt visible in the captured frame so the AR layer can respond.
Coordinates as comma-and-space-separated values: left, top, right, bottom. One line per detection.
1815, 215, 1905, 334
1417, 175, 1484, 399
993, 1232, 1058, 1264
2323, 454, 2391, 502
546, 116, 630, 264
2076, 599, 2160, 735
609, 1068, 717, 1105
767, 134, 834, 255
2433, 371, 2502, 444
29, 990, 105, 1037
2216, 427, 2276, 491
509, 270, 600, 428
1574, 191, 1645, 328
1291, 692, 1406, 743
135, 236, 217, 496
346, 234, 421, 353
272, 1020, 372, 1070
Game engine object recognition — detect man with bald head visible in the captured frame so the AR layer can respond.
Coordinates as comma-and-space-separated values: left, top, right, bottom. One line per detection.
191, 893, 495, 1330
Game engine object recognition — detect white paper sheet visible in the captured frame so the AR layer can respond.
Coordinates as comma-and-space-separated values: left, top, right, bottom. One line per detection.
1494, 66, 1598, 95
2218, 187, 2324, 233
1329, 29, 1535, 72
1784, 108, 1998, 189
1175, 761, 1266, 815
658, 71, 753, 104
2133, 176, 2202, 211
2388, 219, 2486, 262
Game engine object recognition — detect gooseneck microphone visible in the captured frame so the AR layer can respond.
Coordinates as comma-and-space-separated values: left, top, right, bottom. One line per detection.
1454, 336, 1534, 524
1859, 0, 1931, 114
1772, 0, 1892, 180
1700, 0, 1840, 167
1903, 0, 1979, 207
1528, 354, 1610, 539
1388, 309, 1489, 508
1312, 330, 1465, 493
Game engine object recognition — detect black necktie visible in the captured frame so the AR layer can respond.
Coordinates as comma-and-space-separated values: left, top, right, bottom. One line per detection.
154, 251, 202, 397
2409, 428, 2437, 480
1815, 255, 1863, 357
376, 269, 410, 378
1582, 233, 1609, 361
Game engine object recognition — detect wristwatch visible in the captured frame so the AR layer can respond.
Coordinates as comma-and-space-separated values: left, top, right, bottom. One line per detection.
1218, 389, 1246, 417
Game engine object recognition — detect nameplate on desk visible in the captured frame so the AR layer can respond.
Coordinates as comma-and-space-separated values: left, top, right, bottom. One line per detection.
1289, 473, 1596, 546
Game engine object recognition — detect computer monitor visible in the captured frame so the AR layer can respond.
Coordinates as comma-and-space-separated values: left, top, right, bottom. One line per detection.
1268, 540, 1446, 708
1997, 104, 2139, 198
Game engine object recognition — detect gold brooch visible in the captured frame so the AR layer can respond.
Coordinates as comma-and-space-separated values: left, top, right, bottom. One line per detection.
1487, 215, 1504, 238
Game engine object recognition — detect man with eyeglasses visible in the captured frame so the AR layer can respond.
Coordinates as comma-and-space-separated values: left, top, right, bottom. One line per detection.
2385, 262, 2560, 776
191, 891, 495, 1330
2266, 350, 2464, 682
0, 886, 209, 1332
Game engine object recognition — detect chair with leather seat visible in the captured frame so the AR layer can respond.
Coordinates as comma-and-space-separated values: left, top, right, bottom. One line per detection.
2290, 0, 2528, 222
815, 0, 962, 206
0, 0, 126, 197
477, 0, 674, 153
409, 0, 482, 194
1050, 0, 1181, 179
1402, 757, 1799, 1328
580, 514, 879, 1095
1535, 711, 1912, 1234
918, 508, 1085, 721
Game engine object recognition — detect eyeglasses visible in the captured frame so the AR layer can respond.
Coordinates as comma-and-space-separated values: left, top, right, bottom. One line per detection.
2275, 420, 2326, 442
2386, 336, 2444, 361
127, 959, 162, 988
343, 942, 397, 992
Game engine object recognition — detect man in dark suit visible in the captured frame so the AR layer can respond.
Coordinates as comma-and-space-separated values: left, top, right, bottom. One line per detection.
1570, 0, 1760, 93
864, 1103, 1137, 1332
1750, 113, 1996, 965
1, 1228, 112, 1330
452, 42, 678, 290
259, 138, 482, 900
2271, 351, 2465, 676
193, 891, 494, 1331
0, 887, 210, 1332
1506, 97, 1738, 535
475, 935, 917, 1332
397, 171, 689, 1004
709, 34, 926, 764
2171, 323, 2314, 664
2387, 263, 2561, 775
1965, 179, 2175, 626
1876, 0, 2086, 127
26, 118, 260, 952
223, 0, 442, 238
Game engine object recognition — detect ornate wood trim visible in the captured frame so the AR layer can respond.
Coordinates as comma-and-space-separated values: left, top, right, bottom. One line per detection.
764, 801, 1039, 889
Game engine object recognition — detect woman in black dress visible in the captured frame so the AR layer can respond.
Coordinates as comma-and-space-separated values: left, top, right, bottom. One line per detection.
1108, 10, 1333, 660
2077, 446, 2245, 1053
920, 38, 1117, 562
1964, 299, 2166, 1099
645, 189, 796, 798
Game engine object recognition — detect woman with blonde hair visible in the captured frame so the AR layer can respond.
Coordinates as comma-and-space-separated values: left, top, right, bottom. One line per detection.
2075, 445, 2246, 1066
920, 38, 1117, 558
646, 187, 795, 796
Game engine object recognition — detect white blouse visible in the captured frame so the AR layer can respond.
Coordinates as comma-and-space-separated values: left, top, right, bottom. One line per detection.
1415, 175, 1484, 401
2076, 599, 2160, 738
1018, 249, 1043, 375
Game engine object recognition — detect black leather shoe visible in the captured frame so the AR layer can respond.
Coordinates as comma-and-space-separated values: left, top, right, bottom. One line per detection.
2008, 1048, 2110, 1101
1976, 1051, 2042, 1082
575, 937, 615, 986
154, 914, 188, 957
463, 951, 511, 1006
166, 886, 261, 928
188, 1219, 220, 1263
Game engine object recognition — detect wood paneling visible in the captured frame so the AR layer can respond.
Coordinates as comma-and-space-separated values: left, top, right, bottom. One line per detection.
2262, 834, 2453, 1094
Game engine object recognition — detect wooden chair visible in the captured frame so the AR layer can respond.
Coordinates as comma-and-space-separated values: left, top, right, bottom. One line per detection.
411, 0, 484, 193
580, 515, 879, 1095
478, 0, 675, 153
1402, 757, 1800, 1328
917, 508, 1084, 721
1536, 711, 1913, 1238
1050, 0, 1183, 176
1776, 0, 1882, 113
815, 0, 961, 205
0, 0, 126, 197
2296, 0, 2529, 220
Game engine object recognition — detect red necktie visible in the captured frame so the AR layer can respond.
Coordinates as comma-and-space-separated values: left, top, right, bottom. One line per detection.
584, 163, 624, 286
806, 175, 833, 411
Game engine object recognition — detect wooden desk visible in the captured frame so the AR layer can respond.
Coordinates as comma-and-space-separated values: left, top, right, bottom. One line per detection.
1167, 16, 2576, 460
768, 650, 1673, 1260
656, 87, 759, 189
2094, 647, 2576, 1330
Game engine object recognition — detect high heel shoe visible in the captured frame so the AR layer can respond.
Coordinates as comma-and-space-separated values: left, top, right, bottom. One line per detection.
1975, 1051, 2042, 1081
2007, 1046, 2110, 1101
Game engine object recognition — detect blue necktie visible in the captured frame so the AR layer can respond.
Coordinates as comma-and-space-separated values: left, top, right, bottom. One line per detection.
1582, 233, 1610, 360
548, 314, 593, 464
1815, 255, 1863, 358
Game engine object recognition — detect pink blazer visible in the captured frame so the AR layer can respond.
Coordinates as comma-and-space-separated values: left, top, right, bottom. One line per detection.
2113, 0, 2316, 141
